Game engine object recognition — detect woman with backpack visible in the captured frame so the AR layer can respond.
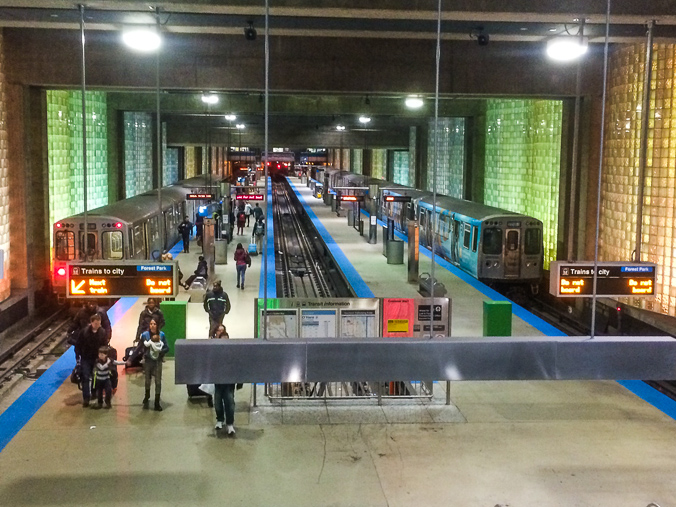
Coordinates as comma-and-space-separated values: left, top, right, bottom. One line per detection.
233, 243, 251, 290
236, 206, 246, 236
253, 217, 265, 254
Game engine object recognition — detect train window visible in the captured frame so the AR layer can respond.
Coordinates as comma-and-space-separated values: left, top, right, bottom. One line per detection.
525, 228, 541, 255
55, 231, 75, 260
102, 231, 124, 260
78, 232, 97, 259
472, 226, 478, 252
440, 214, 451, 240
133, 225, 144, 257
483, 228, 502, 255
128, 230, 134, 258
463, 224, 471, 249
507, 230, 519, 251
149, 216, 159, 242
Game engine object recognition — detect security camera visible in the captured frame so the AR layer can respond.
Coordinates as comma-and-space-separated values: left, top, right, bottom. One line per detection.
477, 33, 489, 46
244, 22, 257, 41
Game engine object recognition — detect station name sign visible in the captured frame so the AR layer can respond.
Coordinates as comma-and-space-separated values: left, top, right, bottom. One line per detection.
67, 262, 177, 298
236, 194, 265, 201
187, 193, 215, 200
549, 261, 656, 298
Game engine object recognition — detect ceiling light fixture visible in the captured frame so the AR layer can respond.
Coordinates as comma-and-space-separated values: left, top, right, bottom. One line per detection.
122, 27, 161, 52
201, 93, 219, 104
546, 36, 588, 62
224, 114, 237, 121
405, 96, 424, 109
358, 116, 371, 124
336, 125, 346, 131
236, 124, 245, 129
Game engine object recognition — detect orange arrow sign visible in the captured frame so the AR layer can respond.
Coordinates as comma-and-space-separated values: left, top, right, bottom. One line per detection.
70, 280, 86, 295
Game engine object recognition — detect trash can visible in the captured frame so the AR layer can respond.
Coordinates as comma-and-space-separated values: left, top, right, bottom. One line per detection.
483, 300, 512, 336
347, 209, 354, 227
386, 239, 404, 264
160, 300, 187, 357
215, 239, 228, 264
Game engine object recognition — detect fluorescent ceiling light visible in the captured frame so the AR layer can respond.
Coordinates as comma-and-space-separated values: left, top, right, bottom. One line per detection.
236, 124, 245, 129
405, 96, 424, 109
122, 28, 161, 52
224, 114, 237, 121
336, 125, 346, 131
546, 36, 588, 62
358, 116, 371, 124
201, 94, 219, 104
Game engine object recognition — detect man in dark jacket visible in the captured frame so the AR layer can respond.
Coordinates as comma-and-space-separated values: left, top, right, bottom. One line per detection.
177, 216, 193, 253
134, 299, 165, 343
75, 314, 108, 407
203, 280, 231, 336
68, 300, 112, 346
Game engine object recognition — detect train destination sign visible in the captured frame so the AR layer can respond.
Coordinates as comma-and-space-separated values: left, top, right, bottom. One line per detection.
66, 262, 177, 298
186, 193, 215, 200
340, 195, 364, 202
550, 261, 657, 298
384, 195, 412, 203
236, 194, 265, 201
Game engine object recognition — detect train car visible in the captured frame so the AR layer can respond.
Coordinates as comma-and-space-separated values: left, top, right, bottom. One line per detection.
52, 176, 216, 299
263, 151, 295, 179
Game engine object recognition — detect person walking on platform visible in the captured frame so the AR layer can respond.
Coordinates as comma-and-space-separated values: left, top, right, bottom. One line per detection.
233, 243, 251, 290
125, 299, 165, 368
92, 346, 123, 409
253, 218, 265, 254
177, 216, 193, 253
236, 207, 246, 236
139, 319, 168, 411
211, 324, 237, 435
244, 201, 253, 227
183, 255, 208, 289
75, 314, 108, 408
204, 280, 231, 337
253, 203, 263, 223
68, 300, 112, 347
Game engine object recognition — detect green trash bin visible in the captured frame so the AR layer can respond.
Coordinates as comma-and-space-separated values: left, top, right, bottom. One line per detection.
483, 300, 512, 337
160, 300, 187, 357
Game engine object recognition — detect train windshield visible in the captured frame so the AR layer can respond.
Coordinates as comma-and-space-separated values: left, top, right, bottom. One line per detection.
525, 228, 541, 255
483, 228, 502, 255
55, 231, 75, 260
78, 232, 97, 259
102, 231, 124, 260
506, 230, 519, 251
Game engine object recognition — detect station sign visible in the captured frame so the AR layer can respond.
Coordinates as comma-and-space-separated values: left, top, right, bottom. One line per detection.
66, 262, 177, 298
384, 195, 412, 203
340, 195, 364, 202
549, 261, 657, 298
187, 193, 215, 200
235, 194, 265, 201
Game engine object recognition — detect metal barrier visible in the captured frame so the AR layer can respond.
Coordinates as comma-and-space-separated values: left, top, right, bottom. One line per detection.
265, 380, 434, 403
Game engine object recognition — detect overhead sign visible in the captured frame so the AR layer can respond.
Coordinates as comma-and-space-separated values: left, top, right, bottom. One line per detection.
187, 193, 215, 200
384, 195, 412, 203
235, 194, 265, 201
340, 195, 364, 202
550, 261, 657, 298
67, 262, 177, 298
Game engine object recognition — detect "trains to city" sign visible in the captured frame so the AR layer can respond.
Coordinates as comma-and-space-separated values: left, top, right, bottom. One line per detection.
549, 261, 657, 298
66, 262, 177, 298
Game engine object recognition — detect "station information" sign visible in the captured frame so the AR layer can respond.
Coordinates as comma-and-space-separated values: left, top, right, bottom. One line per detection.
549, 261, 657, 298
66, 262, 177, 298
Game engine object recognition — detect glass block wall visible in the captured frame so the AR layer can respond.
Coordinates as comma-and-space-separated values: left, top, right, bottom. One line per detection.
603, 43, 676, 316
123, 112, 153, 197
426, 118, 465, 197
409, 127, 417, 187
393, 150, 410, 185
47, 90, 109, 230
185, 146, 197, 178
163, 123, 179, 186
371, 149, 386, 179
0, 35, 8, 301
351, 149, 363, 174
484, 99, 562, 269
341, 149, 350, 170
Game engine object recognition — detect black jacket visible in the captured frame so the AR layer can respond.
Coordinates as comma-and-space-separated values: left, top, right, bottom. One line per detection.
135, 307, 165, 341
178, 220, 193, 238
204, 286, 231, 319
68, 307, 112, 342
75, 325, 108, 364
194, 259, 208, 277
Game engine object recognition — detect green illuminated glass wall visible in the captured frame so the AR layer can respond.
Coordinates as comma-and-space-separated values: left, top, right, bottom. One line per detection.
408, 127, 417, 187
371, 149, 386, 179
123, 112, 153, 197
484, 99, 562, 269
393, 150, 409, 185
351, 149, 363, 174
162, 124, 178, 185
603, 43, 676, 316
427, 118, 465, 197
47, 90, 109, 231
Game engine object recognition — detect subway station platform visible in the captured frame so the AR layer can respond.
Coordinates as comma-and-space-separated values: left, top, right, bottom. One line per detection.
2, 179, 676, 505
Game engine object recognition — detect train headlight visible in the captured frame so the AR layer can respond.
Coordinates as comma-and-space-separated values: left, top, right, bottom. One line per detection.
56, 267, 66, 277
493, 261, 499, 267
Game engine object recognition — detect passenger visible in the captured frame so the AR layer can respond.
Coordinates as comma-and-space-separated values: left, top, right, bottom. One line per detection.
203, 280, 231, 337
195, 215, 204, 245
233, 243, 251, 290
183, 255, 208, 290
74, 314, 108, 408
139, 320, 168, 411
68, 300, 112, 346
211, 324, 236, 435
134, 298, 165, 343
253, 218, 265, 254
253, 203, 264, 222
177, 216, 193, 253
244, 201, 253, 227
236, 208, 246, 236
92, 346, 123, 410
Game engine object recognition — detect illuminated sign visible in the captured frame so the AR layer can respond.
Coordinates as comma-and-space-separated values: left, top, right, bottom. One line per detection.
340, 195, 364, 202
235, 194, 265, 201
549, 261, 657, 298
384, 195, 412, 203
187, 193, 215, 200
67, 262, 177, 298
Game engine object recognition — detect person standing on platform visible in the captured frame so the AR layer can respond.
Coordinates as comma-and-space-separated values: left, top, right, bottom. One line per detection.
244, 201, 253, 227
75, 314, 108, 408
253, 203, 263, 223
253, 218, 265, 254
91, 346, 122, 410
177, 216, 193, 253
203, 280, 231, 336
134, 298, 165, 343
139, 319, 168, 411
211, 324, 237, 435
233, 243, 251, 290
236, 207, 246, 236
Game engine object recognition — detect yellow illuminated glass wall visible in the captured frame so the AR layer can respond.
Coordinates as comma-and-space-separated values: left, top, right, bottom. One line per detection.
351, 149, 363, 174
603, 43, 676, 316
185, 146, 197, 178
371, 149, 386, 179
0, 35, 8, 302
484, 99, 562, 268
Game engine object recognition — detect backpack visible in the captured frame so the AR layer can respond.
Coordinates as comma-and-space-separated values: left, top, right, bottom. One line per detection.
237, 211, 245, 222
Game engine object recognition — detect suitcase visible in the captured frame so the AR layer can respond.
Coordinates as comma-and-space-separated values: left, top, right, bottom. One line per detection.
248, 243, 258, 256
187, 384, 213, 406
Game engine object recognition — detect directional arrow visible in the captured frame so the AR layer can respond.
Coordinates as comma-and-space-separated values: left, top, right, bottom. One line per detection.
71, 280, 86, 295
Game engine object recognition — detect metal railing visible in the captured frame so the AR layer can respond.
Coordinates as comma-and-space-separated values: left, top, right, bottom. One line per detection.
265, 380, 434, 404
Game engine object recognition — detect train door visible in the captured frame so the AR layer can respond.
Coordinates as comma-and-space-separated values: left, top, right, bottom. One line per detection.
78, 231, 97, 260
452, 219, 461, 263
504, 228, 520, 277
419, 208, 433, 248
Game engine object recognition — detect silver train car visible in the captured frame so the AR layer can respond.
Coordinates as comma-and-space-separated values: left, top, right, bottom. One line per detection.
52, 176, 217, 298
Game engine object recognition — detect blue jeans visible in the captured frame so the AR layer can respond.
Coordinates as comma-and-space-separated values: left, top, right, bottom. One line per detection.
81, 359, 94, 402
95, 378, 112, 405
214, 384, 235, 424
236, 264, 247, 287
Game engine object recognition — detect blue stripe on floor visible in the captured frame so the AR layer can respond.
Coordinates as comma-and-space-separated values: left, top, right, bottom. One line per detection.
0, 296, 140, 453
618, 380, 676, 420
260, 178, 276, 299
288, 178, 374, 298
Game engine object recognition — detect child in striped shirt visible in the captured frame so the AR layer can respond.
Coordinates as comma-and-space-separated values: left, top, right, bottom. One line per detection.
92, 346, 122, 409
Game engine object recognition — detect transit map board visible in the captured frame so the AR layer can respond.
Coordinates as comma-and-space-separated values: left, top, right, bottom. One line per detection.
66, 262, 177, 298
549, 261, 657, 298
